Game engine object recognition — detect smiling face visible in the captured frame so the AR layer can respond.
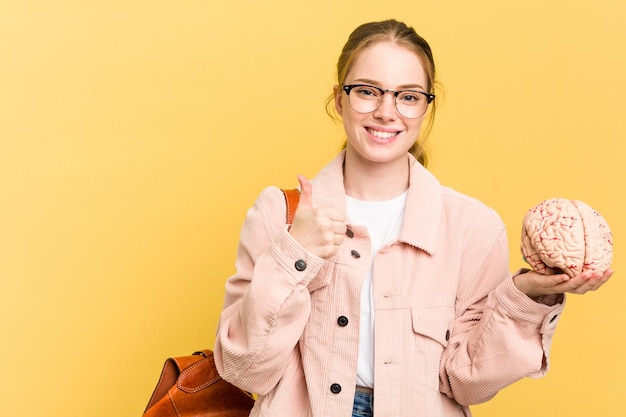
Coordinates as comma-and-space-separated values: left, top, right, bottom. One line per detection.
335, 41, 429, 169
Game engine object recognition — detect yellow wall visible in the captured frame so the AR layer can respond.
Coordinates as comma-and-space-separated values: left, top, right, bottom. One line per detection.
1, 1, 624, 416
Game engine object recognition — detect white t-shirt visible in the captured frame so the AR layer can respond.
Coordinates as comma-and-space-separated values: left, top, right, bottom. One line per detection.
346, 191, 407, 388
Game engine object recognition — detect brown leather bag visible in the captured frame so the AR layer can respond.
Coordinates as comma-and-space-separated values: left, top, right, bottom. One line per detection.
143, 189, 300, 417
143, 350, 254, 417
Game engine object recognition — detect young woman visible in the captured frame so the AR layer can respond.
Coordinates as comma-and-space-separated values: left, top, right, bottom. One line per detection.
214, 19, 613, 417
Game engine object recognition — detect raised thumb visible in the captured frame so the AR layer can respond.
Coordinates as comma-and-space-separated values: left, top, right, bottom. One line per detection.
297, 174, 313, 209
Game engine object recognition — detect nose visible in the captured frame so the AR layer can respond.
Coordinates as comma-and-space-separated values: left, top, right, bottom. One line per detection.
373, 92, 398, 120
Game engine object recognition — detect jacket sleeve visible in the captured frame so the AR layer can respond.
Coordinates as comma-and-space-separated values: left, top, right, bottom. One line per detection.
213, 186, 325, 395
439, 224, 565, 406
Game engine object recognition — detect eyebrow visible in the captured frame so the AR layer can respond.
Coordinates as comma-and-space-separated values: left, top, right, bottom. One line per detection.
350, 78, 427, 91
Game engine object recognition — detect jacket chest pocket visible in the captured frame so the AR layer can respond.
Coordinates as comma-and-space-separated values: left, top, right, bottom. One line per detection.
411, 305, 455, 348
406, 305, 455, 392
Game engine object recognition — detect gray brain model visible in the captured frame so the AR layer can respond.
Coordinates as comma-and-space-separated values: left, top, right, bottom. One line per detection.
521, 198, 613, 277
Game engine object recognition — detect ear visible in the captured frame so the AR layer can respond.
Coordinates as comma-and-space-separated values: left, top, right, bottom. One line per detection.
333, 85, 343, 116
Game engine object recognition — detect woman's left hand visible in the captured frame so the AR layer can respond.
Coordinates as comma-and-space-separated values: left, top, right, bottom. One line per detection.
513, 268, 614, 298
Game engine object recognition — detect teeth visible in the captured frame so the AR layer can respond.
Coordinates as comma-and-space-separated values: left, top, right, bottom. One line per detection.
368, 128, 397, 139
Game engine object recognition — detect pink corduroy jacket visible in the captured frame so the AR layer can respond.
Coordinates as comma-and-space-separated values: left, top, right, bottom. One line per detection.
214, 151, 565, 417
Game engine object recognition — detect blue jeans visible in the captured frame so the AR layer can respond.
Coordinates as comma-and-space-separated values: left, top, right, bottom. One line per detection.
352, 390, 374, 417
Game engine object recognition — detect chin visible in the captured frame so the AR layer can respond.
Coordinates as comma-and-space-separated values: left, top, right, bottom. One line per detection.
358, 148, 410, 165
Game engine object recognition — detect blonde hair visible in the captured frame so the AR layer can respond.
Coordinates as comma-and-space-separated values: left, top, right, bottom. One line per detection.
325, 19, 438, 167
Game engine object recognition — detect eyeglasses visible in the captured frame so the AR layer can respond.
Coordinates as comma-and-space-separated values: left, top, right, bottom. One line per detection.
342, 84, 435, 119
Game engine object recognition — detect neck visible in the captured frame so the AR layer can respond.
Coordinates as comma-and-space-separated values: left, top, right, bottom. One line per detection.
343, 152, 410, 201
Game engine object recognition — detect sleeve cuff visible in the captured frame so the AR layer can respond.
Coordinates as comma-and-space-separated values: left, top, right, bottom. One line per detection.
269, 227, 326, 286
495, 273, 565, 325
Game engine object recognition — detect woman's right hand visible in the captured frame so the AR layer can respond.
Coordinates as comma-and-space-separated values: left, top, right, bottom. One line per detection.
288, 175, 347, 259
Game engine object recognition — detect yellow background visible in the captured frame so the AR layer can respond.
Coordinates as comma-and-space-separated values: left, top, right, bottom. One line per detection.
1, 1, 624, 416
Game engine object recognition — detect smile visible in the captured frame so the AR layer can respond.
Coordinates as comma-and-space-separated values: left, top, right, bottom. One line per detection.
367, 128, 399, 139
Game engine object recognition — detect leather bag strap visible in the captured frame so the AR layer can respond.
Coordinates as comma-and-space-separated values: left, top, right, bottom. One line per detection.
281, 188, 300, 225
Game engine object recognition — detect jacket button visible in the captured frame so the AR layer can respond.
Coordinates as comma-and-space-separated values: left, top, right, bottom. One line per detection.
346, 228, 355, 238
350, 250, 361, 259
337, 316, 349, 326
445, 330, 451, 341
330, 383, 342, 394
294, 259, 307, 271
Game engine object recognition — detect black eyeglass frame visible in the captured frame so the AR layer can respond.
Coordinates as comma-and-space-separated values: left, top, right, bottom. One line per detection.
341, 84, 435, 118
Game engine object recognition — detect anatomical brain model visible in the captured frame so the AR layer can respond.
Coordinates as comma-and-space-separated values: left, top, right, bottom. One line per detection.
521, 198, 613, 277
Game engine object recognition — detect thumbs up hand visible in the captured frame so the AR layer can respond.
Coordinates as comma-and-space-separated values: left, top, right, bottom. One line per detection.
289, 175, 347, 259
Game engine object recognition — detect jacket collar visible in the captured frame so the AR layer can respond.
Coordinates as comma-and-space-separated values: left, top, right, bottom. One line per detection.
311, 151, 441, 255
